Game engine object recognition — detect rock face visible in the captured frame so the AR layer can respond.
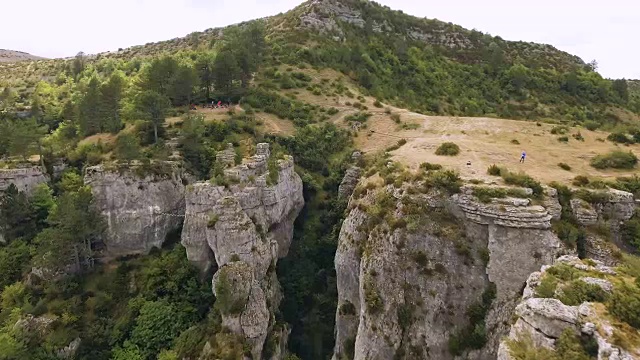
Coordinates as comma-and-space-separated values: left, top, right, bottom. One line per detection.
571, 188, 635, 227
181, 143, 304, 359
84, 163, 186, 258
0, 167, 48, 194
498, 256, 639, 360
332, 183, 563, 360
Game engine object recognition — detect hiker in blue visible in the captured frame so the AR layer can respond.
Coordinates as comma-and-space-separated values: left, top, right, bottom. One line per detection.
520, 151, 526, 163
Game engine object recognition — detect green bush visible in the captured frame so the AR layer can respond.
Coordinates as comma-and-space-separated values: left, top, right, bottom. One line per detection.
607, 283, 640, 329
420, 162, 442, 171
435, 142, 460, 156
572, 175, 590, 187
557, 136, 569, 143
552, 220, 583, 248
590, 151, 638, 169
551, 126, 569, 135
584, 121, 600, 131
373, 100, 383, 108
500, 171, 543, 197
557, 280, 609, 306
535, 275, 558, 298
344, 111, 372, 123
472, 187, 530, 203
620, 216, 640, 251
487, 164, 503, 176
425, 170, 462, 194
510, 139, 520, 144
607, 132, 632, 144
558, 163, 571, 171
390, 113, 401, 123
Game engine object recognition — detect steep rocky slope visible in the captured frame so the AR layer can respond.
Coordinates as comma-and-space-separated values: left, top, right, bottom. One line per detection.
332, 162, 640, 360
332, 175, 564, 359
498, 256, 640, 359
181, 143, 304, 359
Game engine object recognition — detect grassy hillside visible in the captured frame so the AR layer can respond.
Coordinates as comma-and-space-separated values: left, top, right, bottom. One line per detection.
1, 1, 640, 360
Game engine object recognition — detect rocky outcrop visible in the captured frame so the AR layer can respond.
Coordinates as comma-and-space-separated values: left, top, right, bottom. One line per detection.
84, 163, 186, 258
0, 167, 48, 193
571, 188, 636, 227
332, 182, 563, 360
181, 143, 304, 359
498, 256, 639, 360
571, 198, 599, 226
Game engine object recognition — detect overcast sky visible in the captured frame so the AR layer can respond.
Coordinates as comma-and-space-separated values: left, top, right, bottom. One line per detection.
0, 0, 637, 79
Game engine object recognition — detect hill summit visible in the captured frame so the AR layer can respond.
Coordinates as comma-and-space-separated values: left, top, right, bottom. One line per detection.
0, 49, 45, 63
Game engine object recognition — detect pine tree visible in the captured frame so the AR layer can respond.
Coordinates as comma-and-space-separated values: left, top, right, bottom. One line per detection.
100, 72, 125, 133
114, 133, 141, 164
196, 52, 216, 101
168, 64, 197, 106
135, 91, 170, 144
213, 51, 240, 96
78, 77, 102, 135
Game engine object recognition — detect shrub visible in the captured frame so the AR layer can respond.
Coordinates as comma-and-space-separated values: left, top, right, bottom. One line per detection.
339, 301, 356, 316
426, 170, 462, 194
620, 216, 640, 251
501, 171, 543, 197
420, 162, 442, 171
557, 280, 608, 306
373, 100, 383, 108
557, 136, 569, 143
584, 121, 600, 131
558, 163, 571, 171
435, 142, 460, 156
551, 126, 569, 135
385, 139, 407, 152
572, 175, 590, 187
590, 151, 638, 169
607, 283, 640, 329
472, 187, 530, 203
572, 132, 585, 141
390, 113, 401, 123
344, 111, 372, 123
511, 139, 520, 145
327, 107, 339, 115
535, 275, 558, 298
207, 214, 219, 228
607, 132, 632, 144
487, 164, 503, 176
552, 220, 583, 248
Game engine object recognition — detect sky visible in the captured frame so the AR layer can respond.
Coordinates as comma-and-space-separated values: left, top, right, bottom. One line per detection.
0, 0, 638, 79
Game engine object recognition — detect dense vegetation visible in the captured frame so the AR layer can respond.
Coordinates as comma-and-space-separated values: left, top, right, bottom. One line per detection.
1, 1, 640, 359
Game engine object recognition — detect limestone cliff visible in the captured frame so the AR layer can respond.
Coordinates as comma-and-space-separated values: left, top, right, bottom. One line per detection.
332, 181, 563, 360
498, 256, 640, 360
84, 163, 186, 258
181, 143, 304, 359
0, 167, 48, 194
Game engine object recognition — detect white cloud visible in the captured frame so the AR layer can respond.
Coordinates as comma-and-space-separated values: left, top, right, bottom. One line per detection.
0, 0, 637, 78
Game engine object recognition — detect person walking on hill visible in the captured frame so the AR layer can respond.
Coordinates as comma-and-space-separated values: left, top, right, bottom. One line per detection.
520, 151, 526, 163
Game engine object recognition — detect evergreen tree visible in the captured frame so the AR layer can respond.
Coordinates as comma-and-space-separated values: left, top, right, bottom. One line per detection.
141, 56, 178, 96
612, 79, 629, 103
195, 52, 215, 101
168, 64, 197, 106
78, 77, 102, 135
114, 133, 141, 164
0, 184, 36, 242
213, 51, 240, 96
135, 91, 170, 144
100, 72, 125, 133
